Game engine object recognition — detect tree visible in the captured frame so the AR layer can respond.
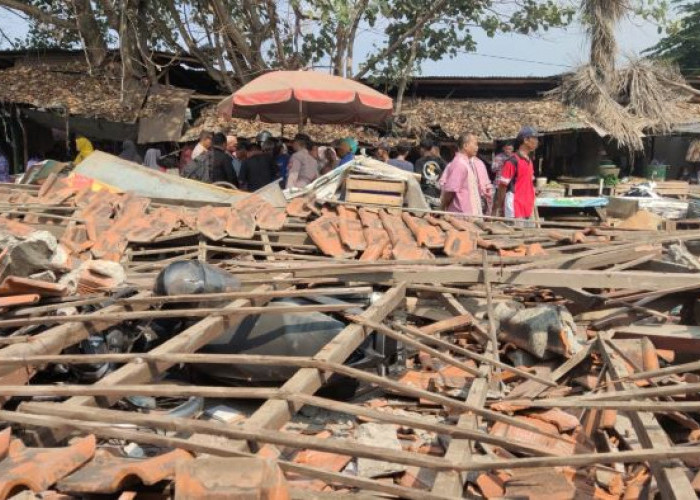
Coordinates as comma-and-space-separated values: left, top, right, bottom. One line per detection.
646, 1, 700, 74
0, 0, 661, 99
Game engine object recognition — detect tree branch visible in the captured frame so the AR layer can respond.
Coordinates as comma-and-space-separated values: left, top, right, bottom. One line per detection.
0, 0, 75, 30
354, 0, 448, 79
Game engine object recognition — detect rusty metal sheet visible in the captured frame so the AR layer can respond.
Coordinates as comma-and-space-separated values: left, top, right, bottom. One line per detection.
58, 448, 192, 494
0, 434, 95, 498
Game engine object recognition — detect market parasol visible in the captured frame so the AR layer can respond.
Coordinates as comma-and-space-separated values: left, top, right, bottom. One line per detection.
217, 70, 393, 126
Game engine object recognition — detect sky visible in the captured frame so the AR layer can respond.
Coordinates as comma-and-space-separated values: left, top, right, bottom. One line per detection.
0, 8, 665, 78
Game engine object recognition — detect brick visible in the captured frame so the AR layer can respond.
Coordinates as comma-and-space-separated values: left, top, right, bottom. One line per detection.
226, 209, 256, 239
197, 206, 230, 241
444, 230, 476, 257
175, 457, 289, 500
337, 206, 366, 251
401, 213, 445, 248
306, 216, 349, 257
256, 204, 287, 231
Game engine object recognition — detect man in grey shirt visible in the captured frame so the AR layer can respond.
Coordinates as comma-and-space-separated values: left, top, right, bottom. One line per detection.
287, 133, 319, 189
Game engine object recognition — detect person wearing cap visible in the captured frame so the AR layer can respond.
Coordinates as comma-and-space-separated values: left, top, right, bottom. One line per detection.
495, 126, 539, 221
387, 142, 414, 173
439, 132, 493, 216
287, 133, 319, 189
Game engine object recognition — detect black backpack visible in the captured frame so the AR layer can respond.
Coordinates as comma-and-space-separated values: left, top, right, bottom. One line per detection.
503, 155, 521, 193
182, 151, 213, 182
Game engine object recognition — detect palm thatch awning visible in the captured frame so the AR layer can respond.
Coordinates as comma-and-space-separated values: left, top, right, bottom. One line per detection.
184, 96, 700, 145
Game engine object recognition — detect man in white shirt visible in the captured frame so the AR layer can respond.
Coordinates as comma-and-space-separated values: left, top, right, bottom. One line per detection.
192, 131, 213, 160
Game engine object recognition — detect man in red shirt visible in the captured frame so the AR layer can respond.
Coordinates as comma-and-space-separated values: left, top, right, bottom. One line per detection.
495, 126, 539, 220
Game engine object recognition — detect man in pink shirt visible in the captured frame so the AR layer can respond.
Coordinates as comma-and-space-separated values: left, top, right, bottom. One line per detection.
440, 133, 493, 216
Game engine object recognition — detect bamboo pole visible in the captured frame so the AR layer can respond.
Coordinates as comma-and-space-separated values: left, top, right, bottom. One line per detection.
0, 303, 356, 329
493, 400, 700, 412
7, 287, 373, 318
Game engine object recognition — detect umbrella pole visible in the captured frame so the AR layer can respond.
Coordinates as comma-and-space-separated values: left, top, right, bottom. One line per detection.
298, 100, 304, 133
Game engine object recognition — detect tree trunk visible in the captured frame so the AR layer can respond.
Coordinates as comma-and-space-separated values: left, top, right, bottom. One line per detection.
394, 40, 418, 116
72, 0, 108, 68
345, 0, 369, 78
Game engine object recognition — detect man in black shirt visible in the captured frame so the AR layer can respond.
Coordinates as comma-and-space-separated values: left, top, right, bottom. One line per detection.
210, 133, 239, 187
238, 138, 279, 192
414, 138, 446, 180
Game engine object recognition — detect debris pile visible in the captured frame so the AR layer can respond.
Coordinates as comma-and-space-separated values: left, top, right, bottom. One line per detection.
1, 177, 700, 499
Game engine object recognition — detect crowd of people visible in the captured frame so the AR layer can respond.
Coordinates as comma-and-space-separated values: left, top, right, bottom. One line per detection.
1, 123, 539, 223
373, 126, 539, 223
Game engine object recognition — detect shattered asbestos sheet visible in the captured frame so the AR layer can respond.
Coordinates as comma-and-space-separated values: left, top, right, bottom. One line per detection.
1, 181, 700, 498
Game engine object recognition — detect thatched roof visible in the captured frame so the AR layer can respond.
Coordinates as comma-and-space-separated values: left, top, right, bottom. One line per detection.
0, 62, 149, 122
179, 105, 383, 144
551, 60, 700, 150
0, 61, 189, 125
183, 97, 672, 144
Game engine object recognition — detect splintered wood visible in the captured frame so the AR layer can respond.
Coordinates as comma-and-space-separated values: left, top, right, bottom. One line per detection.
1, 181, 700, 498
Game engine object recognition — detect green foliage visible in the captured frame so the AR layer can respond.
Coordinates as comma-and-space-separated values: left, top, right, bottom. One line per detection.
646, 0, 700, 74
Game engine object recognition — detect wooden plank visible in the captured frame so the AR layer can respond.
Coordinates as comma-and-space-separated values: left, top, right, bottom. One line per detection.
599, 338, 696, 500
312, 268, 700, 290
346, 178, 406, 193
345, 192, 403, 206
431, 350, 491, 495
240, 283, 407, 450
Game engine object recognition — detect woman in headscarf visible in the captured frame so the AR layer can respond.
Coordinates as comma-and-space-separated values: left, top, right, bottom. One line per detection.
143, 148, 162, 170
119, 140, 142, 164
74, 136, 94, 165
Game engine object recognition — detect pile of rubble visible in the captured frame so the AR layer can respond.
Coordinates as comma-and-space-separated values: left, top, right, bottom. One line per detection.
1, 174, 700, 499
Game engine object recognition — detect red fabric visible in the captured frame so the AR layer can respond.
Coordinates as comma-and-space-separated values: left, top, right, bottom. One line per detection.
500, 153, 535, 219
